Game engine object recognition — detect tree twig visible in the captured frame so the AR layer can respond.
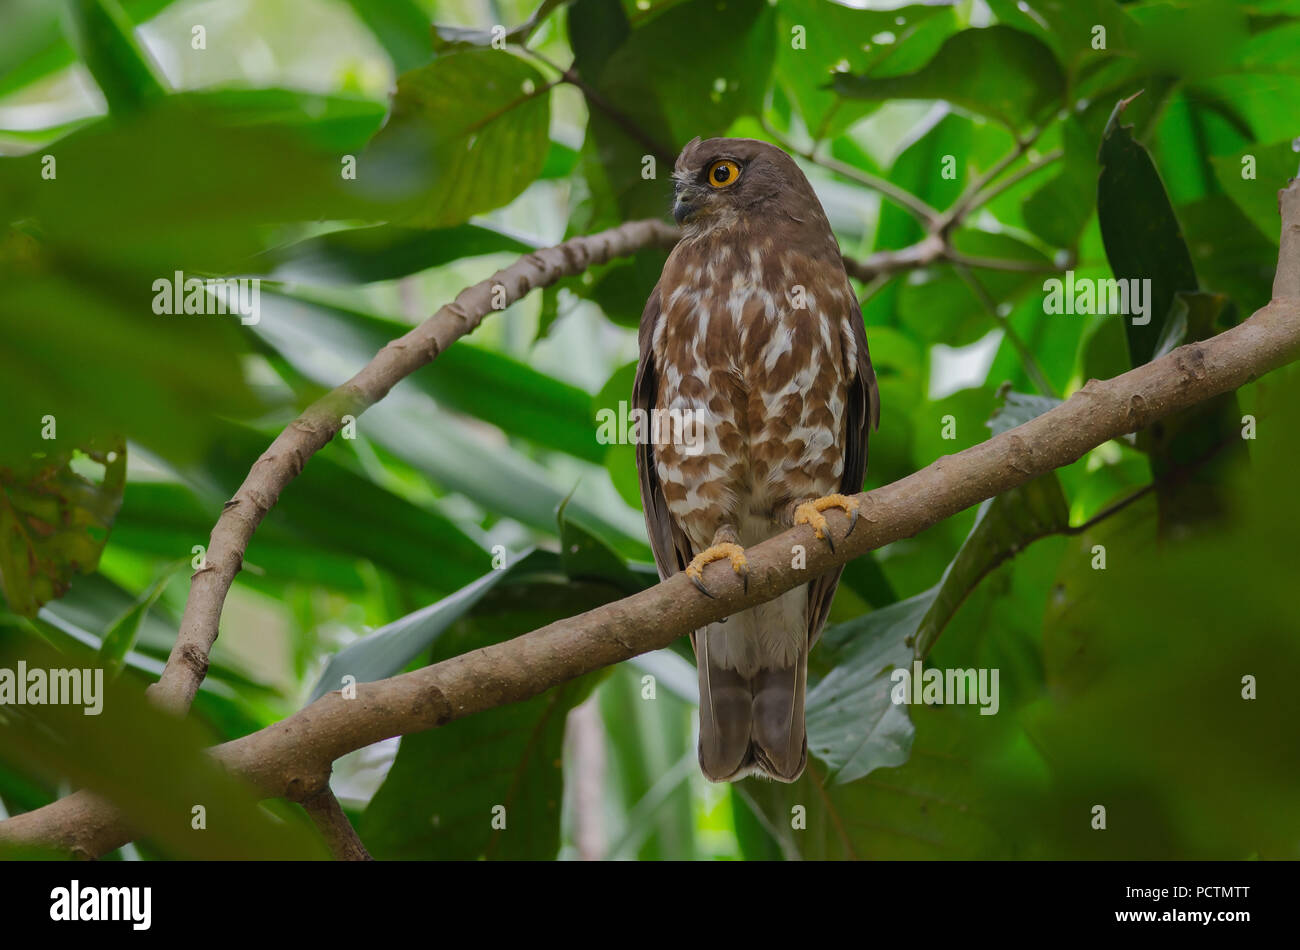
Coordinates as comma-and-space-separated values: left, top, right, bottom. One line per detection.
952, 263, 1057, 398
301, 788, 372, 861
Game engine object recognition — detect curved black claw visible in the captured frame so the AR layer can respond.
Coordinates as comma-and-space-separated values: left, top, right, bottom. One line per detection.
739, 564, 750, 595
690, 573, 716, 599
846, 507, 860, 538
824, 531, 836, 554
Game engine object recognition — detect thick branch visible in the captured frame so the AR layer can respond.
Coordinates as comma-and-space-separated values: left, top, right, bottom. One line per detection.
4, 181, 1297, 858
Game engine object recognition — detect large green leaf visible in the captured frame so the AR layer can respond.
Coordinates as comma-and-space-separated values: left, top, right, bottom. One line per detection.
1211, 139, 1300, 243
360, 579, 616, 859
740, 703, 1006, 859
341, 0, 432, 72
569, 0, 776, 223
254, 290, 604, 463
773, 0, 958, 141
172, 88, 388, 152
1022, 115, 1096, 249
249, 292, 649, 552
0, 0, 176, 99
1097, 102, 1247, 531
262, 222, 535, 284
307, 548, 558, 703
198, 422, 490, 592
368, 49, 551, 227
63, 0, 168, 114
832, 26, 1066, 131
0, 95, 374, 274
593, 663, 698, 860
1097, 96, 1200, 366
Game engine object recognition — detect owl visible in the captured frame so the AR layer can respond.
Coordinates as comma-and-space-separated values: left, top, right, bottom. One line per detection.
634, 137, 880, 783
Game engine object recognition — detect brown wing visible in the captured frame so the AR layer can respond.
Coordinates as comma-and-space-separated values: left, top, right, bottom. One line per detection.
634, 282, 695, 580
806, 294, 880, 644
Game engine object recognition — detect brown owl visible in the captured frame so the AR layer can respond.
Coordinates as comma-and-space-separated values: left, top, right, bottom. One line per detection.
634, 137, 880, 783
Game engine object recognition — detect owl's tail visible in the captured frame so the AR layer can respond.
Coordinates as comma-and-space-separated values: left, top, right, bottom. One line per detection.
696, 611, 808, 783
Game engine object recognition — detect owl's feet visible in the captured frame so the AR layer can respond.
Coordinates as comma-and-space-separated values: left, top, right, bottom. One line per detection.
684, 543, 749, 599
794, 494, 860, 553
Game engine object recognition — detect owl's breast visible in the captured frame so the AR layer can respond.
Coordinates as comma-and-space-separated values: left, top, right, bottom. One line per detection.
651, 242, 855, 529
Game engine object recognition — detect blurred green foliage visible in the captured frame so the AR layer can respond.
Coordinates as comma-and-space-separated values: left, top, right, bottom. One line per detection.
1, 0, 1297, 860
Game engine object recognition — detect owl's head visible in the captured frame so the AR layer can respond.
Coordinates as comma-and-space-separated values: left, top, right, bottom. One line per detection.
670, 137, 820, 236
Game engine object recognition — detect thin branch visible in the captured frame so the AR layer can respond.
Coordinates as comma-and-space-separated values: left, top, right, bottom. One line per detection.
937, 126, 1047, 233
524, 48, 675, 164
952, 263, 1057, 398
4, 177, 1297, 858
301, 788, 372, 861
967, 147, 1064, 210
946, 251, 1062, 274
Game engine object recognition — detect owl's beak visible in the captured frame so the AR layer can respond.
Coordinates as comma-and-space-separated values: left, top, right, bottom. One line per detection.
672, 180, 697, 224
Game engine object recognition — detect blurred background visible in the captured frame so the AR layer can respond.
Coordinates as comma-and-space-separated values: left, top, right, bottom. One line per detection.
1, 0, 1298, 860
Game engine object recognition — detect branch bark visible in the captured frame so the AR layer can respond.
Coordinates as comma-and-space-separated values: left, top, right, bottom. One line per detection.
301, 788, 372, 861
4, 181, 1297, 860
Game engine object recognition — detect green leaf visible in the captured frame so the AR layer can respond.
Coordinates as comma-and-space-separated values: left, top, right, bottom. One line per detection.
987, 388, 1062, 437
63, 0, 168, 114
1035, 397, 1300, 857
368, 49, 551, 227
0, 439, 125, 617
1022, 115, 1096, 248
173, 88, 388, 152
1097, 95, 1200, 366
570, 0, 776, 222
0, 95, 375, 275
341, 0, 432, 72
773, 0, 958, 141
255, 290, 604, 463
97, 561, 179, 677
360, 578, 615, 859
0, 0, 176, 100
307, 549, 559, 703
805, 596, 919, 784
984, 0, 1137, 78
1211, 140, 1300, 243
595, 664, 698, 860
432, 0, 569, 52
262, 223, 535, 284
557, 494, 645, 595
739, 704, 1006, 859
202, 422, 490, 592
807, 462, 1068, 785
832, 26, 1066, 131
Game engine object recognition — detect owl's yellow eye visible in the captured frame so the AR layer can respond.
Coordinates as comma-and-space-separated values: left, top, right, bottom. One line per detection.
706, 159, 741, 188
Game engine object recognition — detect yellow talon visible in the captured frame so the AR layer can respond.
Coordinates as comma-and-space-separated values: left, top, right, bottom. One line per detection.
794, 494, 860, 552
684, 542, 748, 598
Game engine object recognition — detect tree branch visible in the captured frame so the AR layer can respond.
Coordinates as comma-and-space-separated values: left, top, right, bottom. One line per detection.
301, 788, 372, 861
4, 179, 1297, 859
146, 217, 680, 717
